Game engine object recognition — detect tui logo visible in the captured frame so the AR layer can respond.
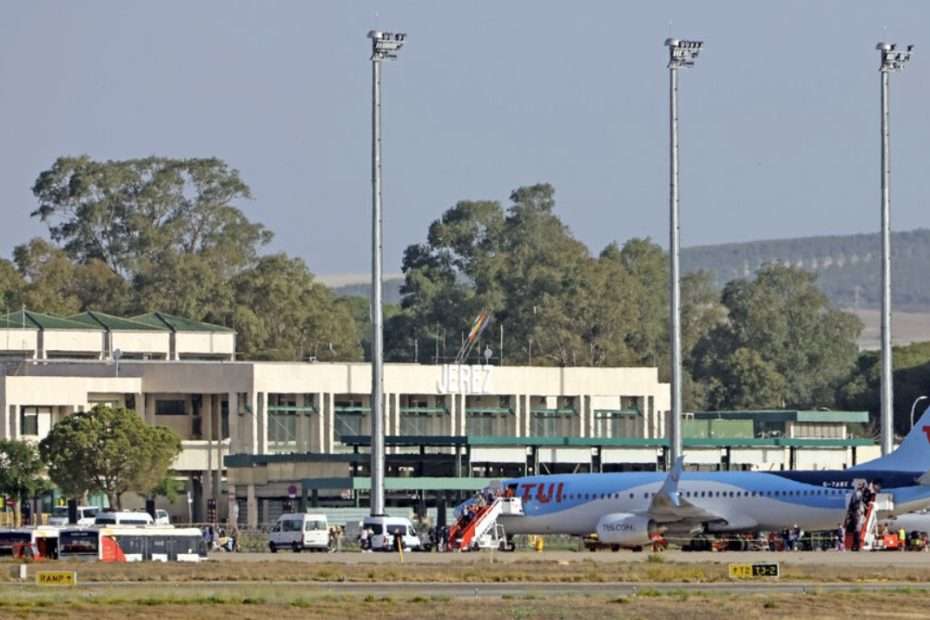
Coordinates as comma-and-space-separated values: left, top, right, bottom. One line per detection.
923, 426, 930, 444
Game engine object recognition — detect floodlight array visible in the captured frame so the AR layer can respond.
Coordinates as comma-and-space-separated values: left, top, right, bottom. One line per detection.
877, 42, 914, 72
368, 31, 407, 61
665, 38, 703, 69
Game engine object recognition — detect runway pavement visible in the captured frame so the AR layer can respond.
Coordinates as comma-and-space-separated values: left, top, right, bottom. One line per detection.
213, 549, 930, 566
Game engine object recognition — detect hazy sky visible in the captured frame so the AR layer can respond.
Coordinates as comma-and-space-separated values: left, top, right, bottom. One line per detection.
2, 1, 929, 277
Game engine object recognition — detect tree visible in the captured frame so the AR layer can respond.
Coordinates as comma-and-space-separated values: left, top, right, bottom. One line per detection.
0, 440, 45, 525
230, 254, 362, 361
39, 405, 181, 509
691, 265, 862, 410
31, 156, 270, 279
0, 259, 24, 311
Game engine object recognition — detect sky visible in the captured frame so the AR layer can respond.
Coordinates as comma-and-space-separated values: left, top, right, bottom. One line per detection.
1, 1, 929, 278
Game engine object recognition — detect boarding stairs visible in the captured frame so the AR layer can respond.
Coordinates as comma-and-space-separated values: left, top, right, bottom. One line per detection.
448, 497, 523, 551
861, 493, 895, 550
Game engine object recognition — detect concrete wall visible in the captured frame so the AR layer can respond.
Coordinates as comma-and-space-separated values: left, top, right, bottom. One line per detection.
175, 332, 235, 358
111, 331, 171, 358
0, 329, 38, 355
42, 330, 105, 356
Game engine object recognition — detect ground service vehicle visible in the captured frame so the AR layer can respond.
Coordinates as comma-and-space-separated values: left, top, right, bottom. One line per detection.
268, 513, 329, 552
362, 516, 421, 551
94, 511, 155, 526
58, 527, 206, 561
48, 505, 100, 526
0, 527, 60, 558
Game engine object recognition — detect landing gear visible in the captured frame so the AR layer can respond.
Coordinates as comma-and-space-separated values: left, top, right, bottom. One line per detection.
685, 534, 712, 552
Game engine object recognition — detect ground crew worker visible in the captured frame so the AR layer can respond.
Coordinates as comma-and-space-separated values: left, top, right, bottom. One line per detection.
899, 528, 907, 551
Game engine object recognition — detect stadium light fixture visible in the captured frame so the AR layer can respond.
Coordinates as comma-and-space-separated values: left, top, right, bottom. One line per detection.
665, 37, 703, 467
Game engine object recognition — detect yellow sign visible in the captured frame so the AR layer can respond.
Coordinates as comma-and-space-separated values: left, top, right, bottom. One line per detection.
36, 571, 77, 586
728, 563, 779, 579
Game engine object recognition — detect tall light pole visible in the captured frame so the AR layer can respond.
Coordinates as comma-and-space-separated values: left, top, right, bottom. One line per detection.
368, 29, 406, 516
876, 42, 913, 456
664, 38, 703, 467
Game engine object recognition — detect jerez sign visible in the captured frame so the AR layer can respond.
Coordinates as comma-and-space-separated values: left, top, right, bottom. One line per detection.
436, 365, 494, 395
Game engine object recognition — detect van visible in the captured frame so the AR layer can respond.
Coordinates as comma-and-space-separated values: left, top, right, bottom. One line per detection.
48, 506, 100, 526
268, 513, 329, 552
362, 516, 421, 551
94, 511, 155, 526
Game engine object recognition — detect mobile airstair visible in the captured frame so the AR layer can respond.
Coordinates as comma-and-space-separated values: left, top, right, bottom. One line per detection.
861, 492, 895, 550
447, 497, 523, 551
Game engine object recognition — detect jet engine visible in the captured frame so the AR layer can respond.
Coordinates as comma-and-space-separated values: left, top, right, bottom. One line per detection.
595, 513, 660, 547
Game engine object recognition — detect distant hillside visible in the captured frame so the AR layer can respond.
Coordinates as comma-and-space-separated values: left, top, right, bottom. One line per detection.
681, 229, 930, 311
331, 278, 404, 305
328, 228, 930, 311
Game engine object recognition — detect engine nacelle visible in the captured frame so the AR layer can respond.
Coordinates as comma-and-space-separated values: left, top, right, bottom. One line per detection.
595, 513, 658, 547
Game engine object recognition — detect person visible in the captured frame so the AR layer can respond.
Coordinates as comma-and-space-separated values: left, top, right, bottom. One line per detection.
899, 527, 907, 551
359, 526, 370, 552
393, 528, 404, 553
836, 527, 845, 551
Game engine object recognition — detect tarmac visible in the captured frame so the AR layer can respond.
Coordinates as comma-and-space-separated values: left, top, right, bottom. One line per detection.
213, 549, 930, 566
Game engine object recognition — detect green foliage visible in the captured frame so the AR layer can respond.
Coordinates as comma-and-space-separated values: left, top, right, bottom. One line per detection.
230, 254, 362, 361
31, 156, 269, 278
6, 155, 363, 361
836, 341, 930, 436
38, 405, 181, 508
691, 265, 862, 410
391, 184, 720, 368
0, 440, 46, 521
152, 473, 185, 503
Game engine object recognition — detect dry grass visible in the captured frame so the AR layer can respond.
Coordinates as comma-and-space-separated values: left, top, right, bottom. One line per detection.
2, 587, 930, 619
4, 556, 930, 585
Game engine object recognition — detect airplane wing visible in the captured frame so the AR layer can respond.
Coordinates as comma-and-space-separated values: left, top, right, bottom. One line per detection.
646, 456, 727, 524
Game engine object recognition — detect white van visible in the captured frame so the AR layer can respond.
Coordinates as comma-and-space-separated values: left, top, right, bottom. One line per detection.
48, 505, 100, 526
94, 511, 155, 526
268, 513, 329, 552
363, 516, 421, 551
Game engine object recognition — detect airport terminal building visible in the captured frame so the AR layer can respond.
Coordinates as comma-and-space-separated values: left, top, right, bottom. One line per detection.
0, 310, 877, 526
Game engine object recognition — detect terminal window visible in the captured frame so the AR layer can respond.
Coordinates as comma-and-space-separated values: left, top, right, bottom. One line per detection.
155, 400, 187, 416
19, 406, 46, 436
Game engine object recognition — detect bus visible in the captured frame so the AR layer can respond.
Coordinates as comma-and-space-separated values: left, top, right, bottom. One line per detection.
58, 527, 207, 562
0, 527, 60, 559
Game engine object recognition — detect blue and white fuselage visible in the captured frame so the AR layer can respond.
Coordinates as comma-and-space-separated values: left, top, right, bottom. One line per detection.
491, 406, 930, 542
501, 471, 850, 535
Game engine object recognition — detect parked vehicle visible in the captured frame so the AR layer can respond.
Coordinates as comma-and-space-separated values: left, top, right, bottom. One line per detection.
94, 511, 154, 526
154, 510, 170, 526
362, 516, 421, 551
48, 505, 100, 526
268, 513, 329, 552
58, 527, 206, 562
0, 527, 60, 558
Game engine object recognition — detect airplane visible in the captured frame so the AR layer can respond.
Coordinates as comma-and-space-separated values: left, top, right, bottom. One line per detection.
488, 406, 930, 548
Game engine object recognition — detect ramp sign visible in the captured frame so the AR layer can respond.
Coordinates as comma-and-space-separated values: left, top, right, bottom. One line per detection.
36, 571, 77, 586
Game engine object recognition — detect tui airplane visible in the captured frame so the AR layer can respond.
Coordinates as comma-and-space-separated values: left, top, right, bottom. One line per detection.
492, 406, 930, 548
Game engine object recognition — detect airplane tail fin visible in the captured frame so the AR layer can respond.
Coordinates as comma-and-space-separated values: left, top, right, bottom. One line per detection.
851, 404, 930, 472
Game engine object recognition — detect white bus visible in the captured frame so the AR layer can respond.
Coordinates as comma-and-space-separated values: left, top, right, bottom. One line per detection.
58, 527, 207, 562
0, 527, 60, 559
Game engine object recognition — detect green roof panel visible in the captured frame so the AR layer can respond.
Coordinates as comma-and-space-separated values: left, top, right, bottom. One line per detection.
131, 311, 234, 333
69, 311, 168, 332
0, 310, 100, 331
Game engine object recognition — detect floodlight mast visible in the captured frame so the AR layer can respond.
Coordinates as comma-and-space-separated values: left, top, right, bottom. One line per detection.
665, 38, 702, 469
368, 29, 405, 516
877, 42, 913, 456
